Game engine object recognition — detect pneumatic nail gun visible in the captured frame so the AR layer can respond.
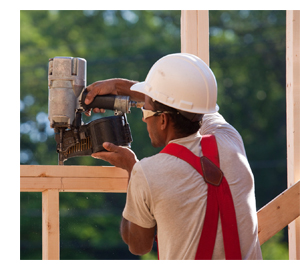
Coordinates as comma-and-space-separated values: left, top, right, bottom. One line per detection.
48, 56, 143, 165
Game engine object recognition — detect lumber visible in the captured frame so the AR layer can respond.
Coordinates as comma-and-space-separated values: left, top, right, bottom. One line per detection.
20, 165, 128, 192
257, 180, 300, 245
42, 189, 60, 260
181, 10, 209, 65
286, 10, 300, 259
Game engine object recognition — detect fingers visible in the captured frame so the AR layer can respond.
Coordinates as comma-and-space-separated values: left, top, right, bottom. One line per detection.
91, 142, 138, 174
84, 81, 110, 116
84, 84, 99, 105
102, 142, 118, 152
85, 79, 117, 105
93, 108, 106, 114
91, 142, 119, 161
91, 151, 112, 163
84, 109, 91, 117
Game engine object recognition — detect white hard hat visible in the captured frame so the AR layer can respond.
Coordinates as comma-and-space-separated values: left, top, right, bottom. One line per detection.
131, 53, 219, 114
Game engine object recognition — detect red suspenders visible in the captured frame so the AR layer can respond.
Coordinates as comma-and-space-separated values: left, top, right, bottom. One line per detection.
159, 134, 242, 260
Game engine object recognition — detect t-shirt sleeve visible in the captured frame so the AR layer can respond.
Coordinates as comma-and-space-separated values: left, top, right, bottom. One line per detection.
200, 112, 227, 135
122, 162, 156, 229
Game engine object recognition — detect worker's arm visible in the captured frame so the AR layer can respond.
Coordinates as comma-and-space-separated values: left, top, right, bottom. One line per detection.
85, 78, 145, 104
120, 217, 156, 256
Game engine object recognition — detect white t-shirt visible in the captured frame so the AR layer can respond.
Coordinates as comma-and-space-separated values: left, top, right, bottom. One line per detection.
123, 112, 262, 260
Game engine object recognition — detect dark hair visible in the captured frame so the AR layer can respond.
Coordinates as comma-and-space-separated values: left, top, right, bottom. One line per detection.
150, 99, 203, 137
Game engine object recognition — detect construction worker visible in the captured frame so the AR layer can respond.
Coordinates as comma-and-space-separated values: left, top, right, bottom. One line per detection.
85, 53, 263, 260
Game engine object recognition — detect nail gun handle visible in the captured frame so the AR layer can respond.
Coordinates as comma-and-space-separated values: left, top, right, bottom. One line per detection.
81, 88, 116, 111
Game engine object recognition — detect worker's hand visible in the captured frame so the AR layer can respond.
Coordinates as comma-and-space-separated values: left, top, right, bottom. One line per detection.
84, 78, 144, 116
92, 142, 138, 176
85, 79, 119, 104
84, 79, 118, 116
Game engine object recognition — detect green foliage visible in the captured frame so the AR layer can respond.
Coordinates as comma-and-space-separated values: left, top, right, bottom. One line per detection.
261, 229, 289, 260
20, 10, 288, 260
141, 251, 158, 260
209, 11, 287, 209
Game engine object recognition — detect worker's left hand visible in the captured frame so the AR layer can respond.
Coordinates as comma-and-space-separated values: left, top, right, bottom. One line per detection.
92, 142, 138, 176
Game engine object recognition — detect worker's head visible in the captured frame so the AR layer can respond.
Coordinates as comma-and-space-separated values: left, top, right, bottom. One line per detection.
131, 53, 219, 116
131, 53, 218, 144
131, 53, 219, 146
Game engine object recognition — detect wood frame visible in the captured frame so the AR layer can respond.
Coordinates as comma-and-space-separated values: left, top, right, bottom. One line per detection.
286, 10, 300, 260
21, 165, 128, 260
20, 166, 299, 258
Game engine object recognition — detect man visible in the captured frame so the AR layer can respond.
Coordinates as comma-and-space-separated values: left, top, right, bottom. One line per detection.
85, 53, 262, 259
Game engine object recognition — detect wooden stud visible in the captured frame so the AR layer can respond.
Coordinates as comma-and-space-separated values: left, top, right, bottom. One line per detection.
257, 180, 300, 245
286, 10, 300, 260
181, 10, 209, 65
42, 189, 60, 260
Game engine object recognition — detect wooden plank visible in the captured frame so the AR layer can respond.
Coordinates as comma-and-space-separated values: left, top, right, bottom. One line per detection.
196, 10, 209, 65
21, 177, 128, 192
20, 165, 128, 178
181, 10, 198, 56
42, 189, 60, 260
20, 165, 128, 192
181, 10, 209, 65
257, 180, 300, 245
286, 10, 300, 260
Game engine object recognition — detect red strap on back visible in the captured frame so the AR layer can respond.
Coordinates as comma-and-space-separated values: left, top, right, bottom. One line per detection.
160, 135, 242, 260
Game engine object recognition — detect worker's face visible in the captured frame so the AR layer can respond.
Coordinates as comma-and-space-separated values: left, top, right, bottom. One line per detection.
142, 96, 165, 148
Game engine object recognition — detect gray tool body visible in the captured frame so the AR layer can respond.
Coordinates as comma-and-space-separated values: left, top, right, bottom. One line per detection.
48, 57, 143, 165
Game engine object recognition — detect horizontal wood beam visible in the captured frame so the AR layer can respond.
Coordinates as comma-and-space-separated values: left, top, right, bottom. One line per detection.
257, 180, 300, 245
20, 165, 128, 192
21, 165, 300, 248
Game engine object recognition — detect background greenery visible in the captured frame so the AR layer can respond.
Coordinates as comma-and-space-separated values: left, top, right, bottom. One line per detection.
20, 10, 288, 259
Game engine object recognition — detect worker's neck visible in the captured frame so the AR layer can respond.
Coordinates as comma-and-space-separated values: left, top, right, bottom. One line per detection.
164, 128, 188, 145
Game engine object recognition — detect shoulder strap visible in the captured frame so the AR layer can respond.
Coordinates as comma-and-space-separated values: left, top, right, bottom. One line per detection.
160, 135, 242, 260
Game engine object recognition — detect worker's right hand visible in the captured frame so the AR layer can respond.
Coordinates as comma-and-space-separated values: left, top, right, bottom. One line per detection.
84, 79, 119, 116
85, 79, 120, 104
84, 78, 144, 116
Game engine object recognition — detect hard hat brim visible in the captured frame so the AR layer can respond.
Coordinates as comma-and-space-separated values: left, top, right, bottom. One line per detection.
131, 81, 219, 114
130, 81, 148, 95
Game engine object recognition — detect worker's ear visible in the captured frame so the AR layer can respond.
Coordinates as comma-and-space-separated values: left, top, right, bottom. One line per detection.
160, 113, 169, 130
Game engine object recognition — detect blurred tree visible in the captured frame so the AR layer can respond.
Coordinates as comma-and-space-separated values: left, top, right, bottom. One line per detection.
209, 11, 287, 210
20, 10, 180, 260
20, 10, 288, 260
261, 229, 289, 260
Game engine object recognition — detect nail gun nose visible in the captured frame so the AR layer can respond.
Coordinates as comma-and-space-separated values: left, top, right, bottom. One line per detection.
130, 101, 144, 109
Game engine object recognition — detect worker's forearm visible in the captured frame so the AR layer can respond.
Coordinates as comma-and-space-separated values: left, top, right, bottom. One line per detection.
114, 78, 145, 102
120, 217, 130, 245
120, 217, 155, 256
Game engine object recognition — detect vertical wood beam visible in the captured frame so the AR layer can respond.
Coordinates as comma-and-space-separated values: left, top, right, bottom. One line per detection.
286, 10, 300, 260
181, 10, 210, 66
42, 189, 60, 260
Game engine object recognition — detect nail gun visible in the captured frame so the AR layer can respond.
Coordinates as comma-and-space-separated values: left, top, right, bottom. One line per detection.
48, 56, 143, 165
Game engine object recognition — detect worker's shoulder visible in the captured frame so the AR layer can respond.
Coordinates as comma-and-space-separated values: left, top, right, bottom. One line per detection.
202, 113, 244, 147
135, 151, 180, 175
201, 113, 239, 135
139, 151, 174, 165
